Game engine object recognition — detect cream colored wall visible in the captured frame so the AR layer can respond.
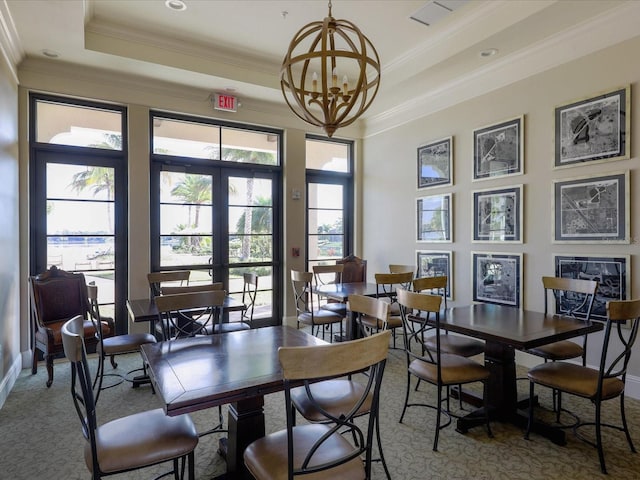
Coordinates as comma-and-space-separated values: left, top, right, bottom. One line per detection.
0, 48, 20, 407
362, 35, 640, 390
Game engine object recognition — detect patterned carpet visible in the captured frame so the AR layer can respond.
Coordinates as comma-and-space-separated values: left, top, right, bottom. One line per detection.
2, 335, 640, 479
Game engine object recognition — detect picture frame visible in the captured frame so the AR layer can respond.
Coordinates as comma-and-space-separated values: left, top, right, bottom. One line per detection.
416, 250, 453, 299
473, 116, 524, 181
472, 252, 522, 307
554, 254, 630, 321
416, 193, 452, 243
554, 85, 630, 168
417, 136, 452, 189
472, 184, 522, 243
552, 170, 629, 243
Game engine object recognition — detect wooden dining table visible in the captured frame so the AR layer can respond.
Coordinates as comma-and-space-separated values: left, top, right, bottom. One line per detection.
140, 325, 326, 479
437, 303, 604, 444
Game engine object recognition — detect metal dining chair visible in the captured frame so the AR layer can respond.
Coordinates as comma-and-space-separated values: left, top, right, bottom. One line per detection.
62, 315, 198, 479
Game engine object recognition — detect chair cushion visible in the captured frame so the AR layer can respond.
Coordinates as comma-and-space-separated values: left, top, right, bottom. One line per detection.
298, 310, 343, 326
359, 314, 401, 330
243, 424, 364, 480
213, 322, 252, 333
425, 335, 485, 357
320, 302, 347, 316
101, 333, 157, 355
86, 408, 198, 474
527, 362, 624, 401
526, 340, 583, 361
290, 379, 372, 422
409, 353, 489, 386
37, 319, 101, 346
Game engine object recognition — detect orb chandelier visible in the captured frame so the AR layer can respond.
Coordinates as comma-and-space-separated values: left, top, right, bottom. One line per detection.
280, 1, 381, 137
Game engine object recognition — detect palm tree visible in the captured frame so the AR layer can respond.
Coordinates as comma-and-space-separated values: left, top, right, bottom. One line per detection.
67, 133, 121, 233
222, 148, 275, 260
69, 166, 115, 233
170, 174, 212, 228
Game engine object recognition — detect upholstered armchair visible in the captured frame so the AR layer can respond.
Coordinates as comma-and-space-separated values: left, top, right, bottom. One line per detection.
29, 266, 114, 387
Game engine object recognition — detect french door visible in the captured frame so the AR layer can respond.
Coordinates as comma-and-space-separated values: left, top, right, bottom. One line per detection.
30, 148, 128, 333
151, 163, 281, 325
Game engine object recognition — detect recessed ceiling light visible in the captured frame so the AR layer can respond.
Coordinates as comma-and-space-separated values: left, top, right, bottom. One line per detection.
165, 0, 187, 12
480, 48, 498, 58
42, 49, 59, 58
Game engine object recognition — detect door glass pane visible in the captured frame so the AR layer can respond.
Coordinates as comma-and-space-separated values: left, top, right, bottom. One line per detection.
160, 171, 213, 266
228, 177, 273, 263
228, 266, 273, 321
45, 162, 115, 311
308, 182, 344, 262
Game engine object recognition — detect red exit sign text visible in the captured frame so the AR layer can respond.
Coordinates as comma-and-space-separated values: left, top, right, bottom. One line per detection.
214, 93, 237, 112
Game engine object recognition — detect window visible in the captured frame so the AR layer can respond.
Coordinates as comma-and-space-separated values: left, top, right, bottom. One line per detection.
306, 135, 353, 271
29, 94, 127, 333
150, 112, 282, 326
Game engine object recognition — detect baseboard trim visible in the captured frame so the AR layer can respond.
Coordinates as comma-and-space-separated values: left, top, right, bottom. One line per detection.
0, 353, 22, 410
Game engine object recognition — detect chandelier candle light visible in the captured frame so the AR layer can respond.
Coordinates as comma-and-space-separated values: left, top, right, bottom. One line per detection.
280, 0, 381, 137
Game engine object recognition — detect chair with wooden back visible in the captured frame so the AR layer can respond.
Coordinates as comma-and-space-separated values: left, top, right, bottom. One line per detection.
241, 273, 259, 326
244, 330, 390, 479
397, 288, 493, 451
413, 276, 484, 358
291, 270, 344, 342
313, 264, 347, 317
374, 271, 414, 348
526, 276, 599, 414
389, 264, 416, 276
161, 282, 250, 334
61, 315, 198, 479
527, 276, 599, 365
289, 295, 391, 479
29, 266, 115, 388
526, 298, 640, 474
154, 288, 227, 340
147, 270, 191, 297
337, 255, 367, 283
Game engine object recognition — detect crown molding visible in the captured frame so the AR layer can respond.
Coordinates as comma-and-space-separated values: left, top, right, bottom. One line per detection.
85, 19, 279, 80
0, 0, 23, 84
363, 1, 640, 138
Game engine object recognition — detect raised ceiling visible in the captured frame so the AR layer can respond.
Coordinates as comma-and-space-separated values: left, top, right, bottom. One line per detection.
4, 0, 639, 137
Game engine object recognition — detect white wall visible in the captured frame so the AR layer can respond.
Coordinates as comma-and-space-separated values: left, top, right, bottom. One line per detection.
0, 38, 20, 408
362, 34, 640, 395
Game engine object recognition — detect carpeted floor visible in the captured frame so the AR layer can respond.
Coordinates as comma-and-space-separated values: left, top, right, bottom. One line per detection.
2, 334, 640, 479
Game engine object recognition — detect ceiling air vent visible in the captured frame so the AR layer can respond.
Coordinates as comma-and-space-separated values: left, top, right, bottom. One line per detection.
410, 0, 469, 27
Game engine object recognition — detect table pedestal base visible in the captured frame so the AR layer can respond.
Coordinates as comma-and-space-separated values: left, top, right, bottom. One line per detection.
451, 341, 567, 446
215, 397, 265, 480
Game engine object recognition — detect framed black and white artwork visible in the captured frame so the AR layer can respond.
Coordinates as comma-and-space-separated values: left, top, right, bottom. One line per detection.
554, 85, 630, 168
416, 250, 453, 299
473, 116, 524, 181
472, 185, 522, 243
553, 170, 629, 243
417, 137, 452, 189
416, 193, 452, 243
472, 252, 522, 307
554, 254, 630, 321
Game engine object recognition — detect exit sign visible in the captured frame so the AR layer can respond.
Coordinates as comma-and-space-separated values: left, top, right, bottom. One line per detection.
214, 93, 237, 112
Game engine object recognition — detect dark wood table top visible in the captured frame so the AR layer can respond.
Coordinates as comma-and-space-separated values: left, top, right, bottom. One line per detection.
316, 282, 379, 301
442, 303, 604, 350
127, 296, 246, 323
140, 326, 326, 417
